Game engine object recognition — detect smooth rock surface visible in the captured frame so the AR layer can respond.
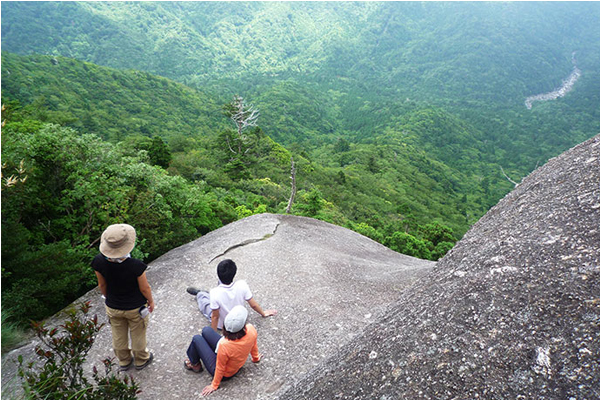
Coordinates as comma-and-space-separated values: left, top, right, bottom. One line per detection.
279, 135, 600, 399
2, 214, 434, 399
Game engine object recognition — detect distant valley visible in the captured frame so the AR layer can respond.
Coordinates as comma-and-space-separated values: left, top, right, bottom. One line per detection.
2, 1, 599, 325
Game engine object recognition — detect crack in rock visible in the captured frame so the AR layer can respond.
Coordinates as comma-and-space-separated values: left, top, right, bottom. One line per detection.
209, 223, 280, 263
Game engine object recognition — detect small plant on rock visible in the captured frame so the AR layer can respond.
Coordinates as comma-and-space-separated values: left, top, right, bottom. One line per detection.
17, 301, 139, 399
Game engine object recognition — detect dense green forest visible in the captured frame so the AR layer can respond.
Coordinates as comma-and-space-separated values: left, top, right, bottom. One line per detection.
2, 2, 600, 330
1, 54, 470, 325
4, 2, 599, 100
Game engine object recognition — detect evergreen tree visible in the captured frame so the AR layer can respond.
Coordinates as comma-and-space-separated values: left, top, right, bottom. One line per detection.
148, 136, 172, 168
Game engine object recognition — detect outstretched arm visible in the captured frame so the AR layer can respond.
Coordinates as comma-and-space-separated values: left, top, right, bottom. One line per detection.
247, 298, 277, 317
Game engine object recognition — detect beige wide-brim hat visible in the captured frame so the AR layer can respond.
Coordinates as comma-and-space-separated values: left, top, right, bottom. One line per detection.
100, 224, 136, 258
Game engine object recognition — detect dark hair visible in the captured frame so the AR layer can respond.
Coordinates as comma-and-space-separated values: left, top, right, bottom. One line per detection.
223, 326, 247, 341
217, 259, 237, 285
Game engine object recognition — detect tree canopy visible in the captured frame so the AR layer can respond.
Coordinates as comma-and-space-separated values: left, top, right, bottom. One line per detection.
1, 2, 599, 328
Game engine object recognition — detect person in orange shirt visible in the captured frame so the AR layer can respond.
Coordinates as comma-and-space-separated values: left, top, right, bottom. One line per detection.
183, 305, 263, 396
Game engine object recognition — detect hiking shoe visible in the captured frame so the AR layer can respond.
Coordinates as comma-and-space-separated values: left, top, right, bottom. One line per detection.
186, 287, 202, 296
135, 352, 154, 371
119, 358, 134, 372
184, 359, 203, 373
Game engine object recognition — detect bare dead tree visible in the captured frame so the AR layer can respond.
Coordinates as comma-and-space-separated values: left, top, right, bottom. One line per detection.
285, 157, 297, 214
500, 166, 520, 187
225, 95, 260, 156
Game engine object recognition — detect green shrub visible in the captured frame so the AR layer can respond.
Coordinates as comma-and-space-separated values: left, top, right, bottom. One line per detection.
432, 241, 455, 261
351, 222, 384, 243
235, 205, 254, 219
17, 302, 139, 400
419, 222, 456, 247
385, 231, 432, 260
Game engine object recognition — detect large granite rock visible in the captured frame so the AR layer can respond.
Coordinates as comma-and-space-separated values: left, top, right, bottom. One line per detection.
279, 135, 600, 399
2, 214, 434, 399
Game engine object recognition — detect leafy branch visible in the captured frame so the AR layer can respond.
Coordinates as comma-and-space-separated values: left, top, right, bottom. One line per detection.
18, 302, 139, 400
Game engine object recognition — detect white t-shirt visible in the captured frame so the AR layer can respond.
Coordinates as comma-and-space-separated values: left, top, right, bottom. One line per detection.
209, 280, 253, 329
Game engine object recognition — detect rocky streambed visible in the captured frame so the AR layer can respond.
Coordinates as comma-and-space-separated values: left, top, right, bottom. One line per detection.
525, 52, 581, 109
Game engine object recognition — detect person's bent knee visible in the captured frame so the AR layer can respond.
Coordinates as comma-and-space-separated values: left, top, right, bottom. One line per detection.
202, 326, 216, 336
192, 334, 203, 343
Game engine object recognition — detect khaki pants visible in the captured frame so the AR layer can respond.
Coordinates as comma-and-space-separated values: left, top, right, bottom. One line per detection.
105, 305, 151, 367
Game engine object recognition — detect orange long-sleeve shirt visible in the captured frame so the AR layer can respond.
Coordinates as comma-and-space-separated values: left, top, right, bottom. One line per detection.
211, 324, 260, 389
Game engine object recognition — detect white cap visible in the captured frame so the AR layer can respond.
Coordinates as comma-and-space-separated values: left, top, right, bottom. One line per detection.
224, 305, 248, 333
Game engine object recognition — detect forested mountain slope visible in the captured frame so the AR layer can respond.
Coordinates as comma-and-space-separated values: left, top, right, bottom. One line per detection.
2, 52, 482, 325
2, 2, 600, 329
1, 53, 226, 142
4, 2, 599, 102
1, 52, 482, 238
3, 2, 599, 183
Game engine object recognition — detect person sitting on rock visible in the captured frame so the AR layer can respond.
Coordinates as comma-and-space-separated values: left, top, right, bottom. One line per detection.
183, 305, 263, 396
187, 259, 277, 331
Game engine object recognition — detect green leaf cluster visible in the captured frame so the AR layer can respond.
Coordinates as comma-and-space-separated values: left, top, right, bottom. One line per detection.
17, 302, 139, 400
0, 108, 229, 324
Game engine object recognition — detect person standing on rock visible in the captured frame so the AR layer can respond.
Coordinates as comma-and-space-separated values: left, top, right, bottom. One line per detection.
92, 223, 155, 371
187, 259, 277, 331
183, 305, 263, 396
